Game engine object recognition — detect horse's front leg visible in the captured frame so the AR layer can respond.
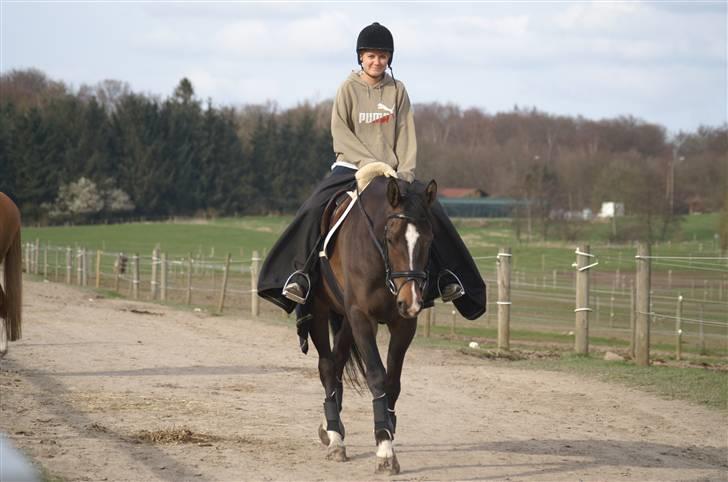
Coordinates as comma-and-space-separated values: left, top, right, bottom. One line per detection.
309, 301, 347, 462
384, 317, 417, 438
348, 307, 400, 475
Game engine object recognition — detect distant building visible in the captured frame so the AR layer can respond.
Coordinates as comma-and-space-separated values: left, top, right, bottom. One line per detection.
687, 196, 705, 214
439, 197, 524, 218
439, 188, 489, 199
598, 202, 624, 218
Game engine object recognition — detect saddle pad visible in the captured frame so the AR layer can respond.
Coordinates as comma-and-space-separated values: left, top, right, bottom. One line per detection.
355, 161, 396, 191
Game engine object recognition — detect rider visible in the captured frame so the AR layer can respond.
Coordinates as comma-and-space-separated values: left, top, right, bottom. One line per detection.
257, 22, 485, 351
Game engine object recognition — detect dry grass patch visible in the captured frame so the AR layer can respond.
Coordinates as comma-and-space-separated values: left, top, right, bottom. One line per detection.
132, 426, 221, 445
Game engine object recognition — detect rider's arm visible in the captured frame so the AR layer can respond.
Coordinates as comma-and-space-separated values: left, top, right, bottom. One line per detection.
393, 83, 417, 183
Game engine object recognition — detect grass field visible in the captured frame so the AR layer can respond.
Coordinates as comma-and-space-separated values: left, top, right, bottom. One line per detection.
22, 212, 727, 353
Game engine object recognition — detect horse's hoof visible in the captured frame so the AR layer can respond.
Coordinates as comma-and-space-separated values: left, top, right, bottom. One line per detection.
375, 454, 400, 475
318, 423, 329, 446
326, 446, 348, 462
318, 421, 345, 446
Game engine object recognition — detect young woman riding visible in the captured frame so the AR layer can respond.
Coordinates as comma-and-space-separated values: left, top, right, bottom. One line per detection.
257, 22, 486, 351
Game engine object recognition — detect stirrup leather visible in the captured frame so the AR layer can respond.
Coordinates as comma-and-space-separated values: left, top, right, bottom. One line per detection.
282, 270, 311, 304
437, 269, 466, 302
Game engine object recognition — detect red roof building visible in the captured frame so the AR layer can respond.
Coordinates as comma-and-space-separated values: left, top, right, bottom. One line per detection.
439, 188, 488, 199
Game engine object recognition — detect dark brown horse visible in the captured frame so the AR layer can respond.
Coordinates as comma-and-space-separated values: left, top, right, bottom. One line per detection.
0, 192, 22, 358
308, 170, 436, 474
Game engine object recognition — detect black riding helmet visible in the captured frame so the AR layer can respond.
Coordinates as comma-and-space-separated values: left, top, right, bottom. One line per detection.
356, 22, 394, 66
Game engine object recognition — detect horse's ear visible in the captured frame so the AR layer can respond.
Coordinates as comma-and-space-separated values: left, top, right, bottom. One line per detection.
387, 177, 401, 208
425, 180, 437, 206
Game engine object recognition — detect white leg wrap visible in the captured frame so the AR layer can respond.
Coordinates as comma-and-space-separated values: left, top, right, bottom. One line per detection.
328, 431, 344, 448
376, 439, 394, 458
0, 319, 7, 356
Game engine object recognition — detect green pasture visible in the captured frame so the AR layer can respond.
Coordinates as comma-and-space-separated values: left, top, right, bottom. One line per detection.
23, 216, 292, 259
23, 212, 726, 351
23, 212, 723, 265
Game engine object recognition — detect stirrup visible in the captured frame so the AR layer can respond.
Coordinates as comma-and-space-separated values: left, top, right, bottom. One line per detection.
437, 269, 465, 303
282, 270, 311, 304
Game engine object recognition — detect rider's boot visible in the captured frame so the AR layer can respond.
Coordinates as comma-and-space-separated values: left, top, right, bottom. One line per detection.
283, 270, 310, 305
438, 269, 465, 303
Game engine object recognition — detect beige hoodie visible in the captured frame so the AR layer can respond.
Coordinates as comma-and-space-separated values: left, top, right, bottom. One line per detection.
331, 71, 417, 182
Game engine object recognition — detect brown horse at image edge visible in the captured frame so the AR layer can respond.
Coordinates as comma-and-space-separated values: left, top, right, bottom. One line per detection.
0, 192, 23, 358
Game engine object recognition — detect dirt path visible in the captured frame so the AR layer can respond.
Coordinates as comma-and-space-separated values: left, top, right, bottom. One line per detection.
1, 280, 726, 481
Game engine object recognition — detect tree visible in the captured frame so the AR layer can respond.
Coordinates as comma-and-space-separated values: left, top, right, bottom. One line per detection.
48, 177, 104, 221
173, 78, 195, 105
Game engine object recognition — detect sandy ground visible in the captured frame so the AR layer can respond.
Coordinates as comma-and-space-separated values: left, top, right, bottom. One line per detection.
0, 279, 726, 482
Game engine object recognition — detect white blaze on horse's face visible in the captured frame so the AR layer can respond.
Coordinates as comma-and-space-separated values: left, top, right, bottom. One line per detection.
404, 223, 422, 317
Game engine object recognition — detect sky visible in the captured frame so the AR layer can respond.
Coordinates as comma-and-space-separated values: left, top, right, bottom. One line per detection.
1, 1, 726, 135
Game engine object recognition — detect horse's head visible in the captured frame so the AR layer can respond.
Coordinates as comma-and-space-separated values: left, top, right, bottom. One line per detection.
382, 177, 437, 319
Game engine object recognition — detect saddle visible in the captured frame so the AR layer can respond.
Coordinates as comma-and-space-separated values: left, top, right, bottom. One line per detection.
319, 162, 397, 259
317, 162, 397, 304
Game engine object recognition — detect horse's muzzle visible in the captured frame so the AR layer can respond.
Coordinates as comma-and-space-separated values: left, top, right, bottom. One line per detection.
396, 282, 423, 319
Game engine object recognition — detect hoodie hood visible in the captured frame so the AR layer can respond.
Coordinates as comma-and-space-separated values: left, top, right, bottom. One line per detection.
348, 70, 395, 89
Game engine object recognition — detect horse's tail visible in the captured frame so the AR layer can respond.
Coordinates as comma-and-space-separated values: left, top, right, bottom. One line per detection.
4, 228, 22, 341
330, 314, 366, 393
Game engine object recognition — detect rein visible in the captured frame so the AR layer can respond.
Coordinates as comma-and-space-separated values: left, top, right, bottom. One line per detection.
355, 186, 429, 296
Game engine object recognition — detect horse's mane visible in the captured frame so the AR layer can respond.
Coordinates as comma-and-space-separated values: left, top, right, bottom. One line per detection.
355, 162, 396, 191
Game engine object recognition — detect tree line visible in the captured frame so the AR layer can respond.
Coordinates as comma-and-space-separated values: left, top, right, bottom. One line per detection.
1, 68, 725, 242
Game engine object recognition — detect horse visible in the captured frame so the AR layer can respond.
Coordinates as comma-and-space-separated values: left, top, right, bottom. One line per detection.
307, 165, 437, 475
0, 192, 22, 358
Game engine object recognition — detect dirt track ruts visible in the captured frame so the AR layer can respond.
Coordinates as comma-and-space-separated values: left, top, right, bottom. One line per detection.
1, 279, 726, 481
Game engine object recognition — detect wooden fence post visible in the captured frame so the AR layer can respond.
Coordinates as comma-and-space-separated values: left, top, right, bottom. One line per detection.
630, 280, 636, 359
635, 243, 651, 366
132, 254, 140, 300
95, 250, 102, 288
424, 305, 432, 338
699, 303, 706, 355
675, 294, 683, 361
574, 244, 593, 354
84, 248, 89, 286
151, 247, 159, 300
217, 253, 231, 313
497, 247, 512, 352
54, 247, 59, 281
186, 254, 193, 305
43, 243, 48, 280
76, 248, 82, 285
34, 238, 40, 275
24, 242, 31, 274
160, 252, 167, 302
65, 247, 72, 284
114, 253, 122, 292
251, 251, 260, 317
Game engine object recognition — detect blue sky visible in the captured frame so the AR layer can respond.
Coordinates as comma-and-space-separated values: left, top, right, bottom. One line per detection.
2, 1, 726, 135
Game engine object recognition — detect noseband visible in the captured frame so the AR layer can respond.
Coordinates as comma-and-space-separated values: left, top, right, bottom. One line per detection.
357, 191, 430, 296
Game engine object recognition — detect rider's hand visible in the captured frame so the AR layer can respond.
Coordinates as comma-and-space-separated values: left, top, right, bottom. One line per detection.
396, 171, 414, 183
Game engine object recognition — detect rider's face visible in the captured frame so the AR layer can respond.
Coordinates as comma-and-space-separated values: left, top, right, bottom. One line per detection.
359, 50, 390, 80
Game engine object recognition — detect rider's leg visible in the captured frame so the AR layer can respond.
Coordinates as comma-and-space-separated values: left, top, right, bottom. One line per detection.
427, 198, 487, 319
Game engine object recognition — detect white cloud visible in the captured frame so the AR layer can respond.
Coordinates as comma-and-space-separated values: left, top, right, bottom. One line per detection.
2, 1, 725, 132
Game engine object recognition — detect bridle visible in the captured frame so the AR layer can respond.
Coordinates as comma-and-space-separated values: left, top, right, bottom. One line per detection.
356, 188, 430, 296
